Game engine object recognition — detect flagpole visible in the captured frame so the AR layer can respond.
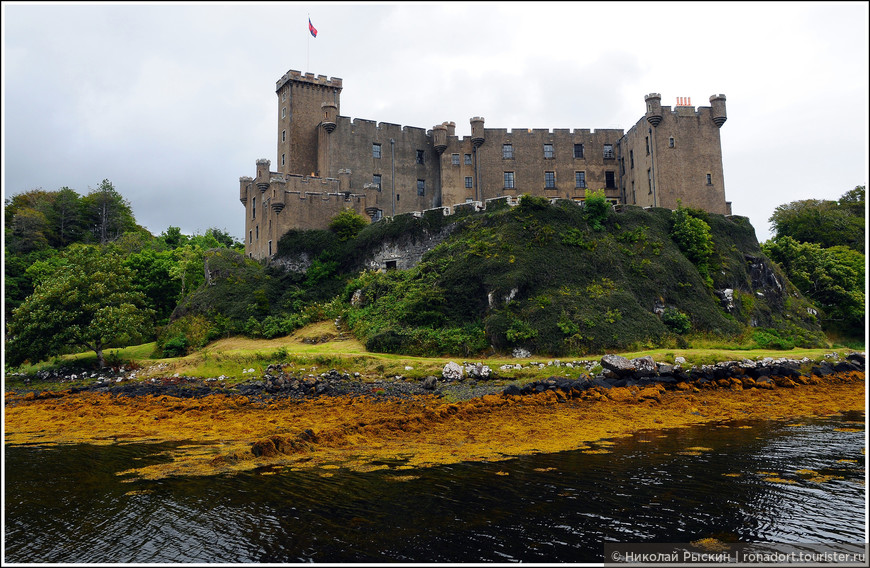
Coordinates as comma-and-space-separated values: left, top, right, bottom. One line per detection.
307, 13, 310, 72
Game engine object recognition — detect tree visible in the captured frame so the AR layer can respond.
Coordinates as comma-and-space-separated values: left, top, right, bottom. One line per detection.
762, 235, 865, 337
44, 187, 85, 247
6, 244, 154, 368
8, 207, 51, 253
205, 227, 243, 249
81, 179, 137, 244
160, 226, 189, 249
123, 248, 182, 325
329, 209, 368, 241
769, 187, 865, 253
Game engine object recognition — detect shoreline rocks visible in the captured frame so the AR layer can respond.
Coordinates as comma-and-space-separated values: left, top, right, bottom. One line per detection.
6, 352, 865, 404
501, 352, 865, 398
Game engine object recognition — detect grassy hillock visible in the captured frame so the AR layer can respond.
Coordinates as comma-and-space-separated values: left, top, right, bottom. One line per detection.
167, 196, 825, 358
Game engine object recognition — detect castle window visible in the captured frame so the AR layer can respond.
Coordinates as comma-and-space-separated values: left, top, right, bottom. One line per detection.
396, 193, 400, 201
574, 143, 585, 159
281, 107, 286, 119
465, 176, 473, 189
268, 241, 272, 256
648, 169, 652, 194
416, 150, 425, 164
605, 171, 616, 189
645, 137, 650, 155
706, 173, 713, 185
603, 144, 614, 159
543, 144, 554, 159
502, 144, 513, 159
464, 154, 472, 165
451, 153, 460, 165
504, 171, 515, 189
575, 171, 587, 189
372, 209, 383, 222
630, 150, 634, 169
281, 153, 285, 166
417, 179, 425, 196
544, 171, 556, 189
249, 230, 252, 244
373, 174, 382, 189
252, 196, 256, 219
256, 225, 259, 240
373, 143, 382, 159
282, 130, 286, 142
669, 137, 675, 148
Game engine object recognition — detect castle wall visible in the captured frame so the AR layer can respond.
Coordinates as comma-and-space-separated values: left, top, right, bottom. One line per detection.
242, 69, 732, 260
241, 166, 368, 259
320, 117, 441, 218
469, 127, 625, 204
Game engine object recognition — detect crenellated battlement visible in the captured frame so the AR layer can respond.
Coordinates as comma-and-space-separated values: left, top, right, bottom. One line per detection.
276, 69, 343, 92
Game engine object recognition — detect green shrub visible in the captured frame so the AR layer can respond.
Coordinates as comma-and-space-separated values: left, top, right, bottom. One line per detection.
661, 308, 692, 335
328, 209, 368, 241
671, 202, 715, 286
161, 334, 189, 358
752, 328, 795, 350
518, 193, 551, 212
584, 189, 610, 231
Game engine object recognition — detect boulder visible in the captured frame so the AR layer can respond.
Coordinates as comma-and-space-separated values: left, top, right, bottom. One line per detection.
632, 356, 657, 377
422, 376, 438, 390
442, 362, 464, 381
464, 363, 493, 380
600, 354, 636, 377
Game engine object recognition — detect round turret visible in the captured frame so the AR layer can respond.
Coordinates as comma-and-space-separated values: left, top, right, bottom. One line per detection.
709, 94, 727, 127
470, 116, 485, 147
444, 121, 456, 137
433, 124, 448, 154
270, 177, 286, 212
321, 102, 337, 133
239, 176, 252, 204
645, 93, 662, 127
338, 168, 352, 191
256, 159, 271, 192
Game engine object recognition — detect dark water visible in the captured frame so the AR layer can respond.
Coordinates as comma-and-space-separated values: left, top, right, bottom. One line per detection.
4, 412, 866, 563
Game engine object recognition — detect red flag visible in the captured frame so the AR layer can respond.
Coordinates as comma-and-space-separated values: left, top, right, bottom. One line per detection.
309, 18, 317, 38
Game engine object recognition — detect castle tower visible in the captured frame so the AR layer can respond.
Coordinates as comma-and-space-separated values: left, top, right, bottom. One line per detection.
255, 159, 271, 192
275, 70, 343, 177
470, 116, 485, 147
709, 94, 727, 127
645, 93, 663, 127
321, 102, 338, 133
433, 124, 448, 154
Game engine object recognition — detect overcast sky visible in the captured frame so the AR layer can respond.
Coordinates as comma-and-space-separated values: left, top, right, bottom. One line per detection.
3, 1, 868, 242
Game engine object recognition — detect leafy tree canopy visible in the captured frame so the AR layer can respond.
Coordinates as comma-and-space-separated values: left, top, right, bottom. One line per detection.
769, 186, 865, 252
6, 244, 154, 368
762, 235, 865, 337
328, 209, 369, 242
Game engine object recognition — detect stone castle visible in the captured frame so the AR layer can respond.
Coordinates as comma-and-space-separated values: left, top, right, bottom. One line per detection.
240, 69, 731, 259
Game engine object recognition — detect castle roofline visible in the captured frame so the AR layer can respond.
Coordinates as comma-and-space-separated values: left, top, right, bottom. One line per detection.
276, 69, 343, 92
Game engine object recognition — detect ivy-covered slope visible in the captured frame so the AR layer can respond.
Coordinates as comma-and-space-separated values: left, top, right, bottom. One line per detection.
344, 198, 824, 356
170, 197, 824, 357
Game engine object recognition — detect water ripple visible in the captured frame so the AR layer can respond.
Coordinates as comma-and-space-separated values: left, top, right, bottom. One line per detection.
4, 413, 865, 563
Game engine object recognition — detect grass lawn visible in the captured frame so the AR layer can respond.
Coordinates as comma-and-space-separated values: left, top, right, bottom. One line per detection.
6, 320, 863, 391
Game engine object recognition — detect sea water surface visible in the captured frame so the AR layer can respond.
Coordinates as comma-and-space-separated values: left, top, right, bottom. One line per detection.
4, 411, 866, 563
